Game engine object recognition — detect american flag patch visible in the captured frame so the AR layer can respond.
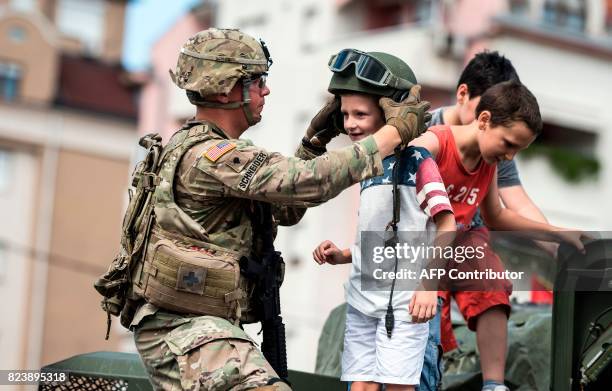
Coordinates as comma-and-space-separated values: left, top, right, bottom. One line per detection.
204, 141, 236, 162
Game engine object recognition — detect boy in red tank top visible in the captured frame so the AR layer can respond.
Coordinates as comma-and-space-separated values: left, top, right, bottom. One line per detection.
410, 81, 585, 390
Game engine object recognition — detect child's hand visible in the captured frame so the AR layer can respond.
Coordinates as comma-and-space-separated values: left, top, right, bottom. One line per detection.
409, 290, 437, 323
554, 229, 589, 254
313, 240, 350, 265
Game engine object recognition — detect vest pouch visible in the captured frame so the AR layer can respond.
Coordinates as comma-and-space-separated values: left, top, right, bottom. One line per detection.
142, 238, 252, 321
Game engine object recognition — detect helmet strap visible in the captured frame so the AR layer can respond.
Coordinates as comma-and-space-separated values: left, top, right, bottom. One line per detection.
240, 79, 257, 126
191, 79, 257, 125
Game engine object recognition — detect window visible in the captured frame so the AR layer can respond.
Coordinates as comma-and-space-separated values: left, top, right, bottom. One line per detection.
0, 149, 11, 193
606, 0, 612, 33
365, 1, 403, 30
0, 243, 6, 283
237, 14, 268, 29
521, 123, 600, 182
10, 0, 35, 12
0, 62, 22, 102
365, 0, 433, 30
510, 0, 529, 16
413, 0, 433, 24
55, 0, 105, 55
542, 0, 586, 32
8, 26, 27, 43
301, 6, 319, 52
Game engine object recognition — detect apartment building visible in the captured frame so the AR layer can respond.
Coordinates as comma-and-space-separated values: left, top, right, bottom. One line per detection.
137, 2, 214, 141
0, 0, 137, 370
212, 0, 612, 371
138, 0, 612, 372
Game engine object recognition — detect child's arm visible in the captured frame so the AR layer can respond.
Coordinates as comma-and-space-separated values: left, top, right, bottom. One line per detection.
409, 211, 456, 323
433, 211, 456, 241
425, 211, 457, 281
313, 240, 352, 265
409, 150, 455, 322
499, 184, 558, 257
480, 173, 585, 252
408, 130, 440, 158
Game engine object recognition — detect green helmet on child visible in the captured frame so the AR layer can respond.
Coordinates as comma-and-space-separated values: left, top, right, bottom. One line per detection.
327, 49, 417, 101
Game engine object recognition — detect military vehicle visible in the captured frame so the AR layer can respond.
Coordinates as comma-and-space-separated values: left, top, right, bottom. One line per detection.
40, 239, 611, 390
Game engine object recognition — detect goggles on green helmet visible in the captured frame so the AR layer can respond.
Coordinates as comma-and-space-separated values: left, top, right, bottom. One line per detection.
328, 49, 414, 90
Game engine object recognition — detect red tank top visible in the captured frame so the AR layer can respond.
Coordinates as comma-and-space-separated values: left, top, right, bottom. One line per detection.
429, 125, 495, 229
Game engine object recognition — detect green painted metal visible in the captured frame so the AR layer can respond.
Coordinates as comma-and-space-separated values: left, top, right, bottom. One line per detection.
41, 351, 345, 391
287, 370, 345, 390
551, 291, 575, 391
42, 239, 612, 390
41, 351, 153, 390
550, 240, 612, 391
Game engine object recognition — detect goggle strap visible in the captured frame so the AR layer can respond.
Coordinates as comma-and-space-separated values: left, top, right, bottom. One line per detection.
386, 74, 415, 91
328, 54, 339, 68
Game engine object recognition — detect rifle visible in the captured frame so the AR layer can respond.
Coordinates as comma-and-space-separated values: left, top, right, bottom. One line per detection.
241, 201, 289, 381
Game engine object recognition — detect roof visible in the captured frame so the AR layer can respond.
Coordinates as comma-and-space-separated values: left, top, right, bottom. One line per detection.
55, 55, 138, 120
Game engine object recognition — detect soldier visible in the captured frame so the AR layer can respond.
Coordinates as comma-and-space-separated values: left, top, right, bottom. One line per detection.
98, 28, 430, 391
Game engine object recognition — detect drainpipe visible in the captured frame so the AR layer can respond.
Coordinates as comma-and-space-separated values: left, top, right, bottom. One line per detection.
25, 114, 60, 370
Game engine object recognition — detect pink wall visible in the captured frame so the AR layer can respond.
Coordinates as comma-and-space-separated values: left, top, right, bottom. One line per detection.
447, 0, 508, 39
440, 0, 508, 67
138, 12, 205, 140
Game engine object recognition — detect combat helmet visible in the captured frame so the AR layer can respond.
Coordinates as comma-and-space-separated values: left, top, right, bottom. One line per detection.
170, 28, 273, 125
328, 50, 416, 102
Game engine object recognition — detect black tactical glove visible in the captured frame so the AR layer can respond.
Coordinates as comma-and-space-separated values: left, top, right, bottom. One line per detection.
304, 97, 344, 148
379, 85, 432, 146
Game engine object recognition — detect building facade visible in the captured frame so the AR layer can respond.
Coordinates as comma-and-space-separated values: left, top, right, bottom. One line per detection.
140, 0, 612, 372
0, 0, 137, 371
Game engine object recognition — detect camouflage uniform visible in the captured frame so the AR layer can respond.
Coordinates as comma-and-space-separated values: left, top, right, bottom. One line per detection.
131, 117, 384, 390
93, 27, 430, 390
133, 305, 277, 391
129, 26, 394, 391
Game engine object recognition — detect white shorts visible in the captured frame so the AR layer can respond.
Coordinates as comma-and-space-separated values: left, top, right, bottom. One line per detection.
341, 304, 428, 385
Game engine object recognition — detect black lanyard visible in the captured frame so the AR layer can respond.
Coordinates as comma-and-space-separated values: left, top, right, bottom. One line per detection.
384, 146, 403, 338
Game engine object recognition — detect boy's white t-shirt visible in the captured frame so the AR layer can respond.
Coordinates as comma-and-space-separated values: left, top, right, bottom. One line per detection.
345, 146, 452, 321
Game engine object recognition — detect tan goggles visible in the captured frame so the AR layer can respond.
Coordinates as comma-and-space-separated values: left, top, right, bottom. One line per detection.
328, 49, 414, 90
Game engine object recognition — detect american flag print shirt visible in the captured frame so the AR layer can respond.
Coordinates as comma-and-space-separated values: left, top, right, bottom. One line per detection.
346, 146, 453, 320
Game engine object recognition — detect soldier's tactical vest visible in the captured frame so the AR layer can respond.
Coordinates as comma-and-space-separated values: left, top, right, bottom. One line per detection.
95, 123, 257, 335
134, 124, 256, 324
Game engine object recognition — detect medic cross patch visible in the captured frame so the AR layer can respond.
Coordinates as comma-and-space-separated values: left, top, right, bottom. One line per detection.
176, 264, 207, 295
204, 140, 236, 162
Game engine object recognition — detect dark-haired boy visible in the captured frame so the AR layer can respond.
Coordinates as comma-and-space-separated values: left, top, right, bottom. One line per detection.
420, 51, 557, 391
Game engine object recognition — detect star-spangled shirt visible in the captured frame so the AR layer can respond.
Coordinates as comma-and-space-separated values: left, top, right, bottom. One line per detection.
346, 146, 453, 321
